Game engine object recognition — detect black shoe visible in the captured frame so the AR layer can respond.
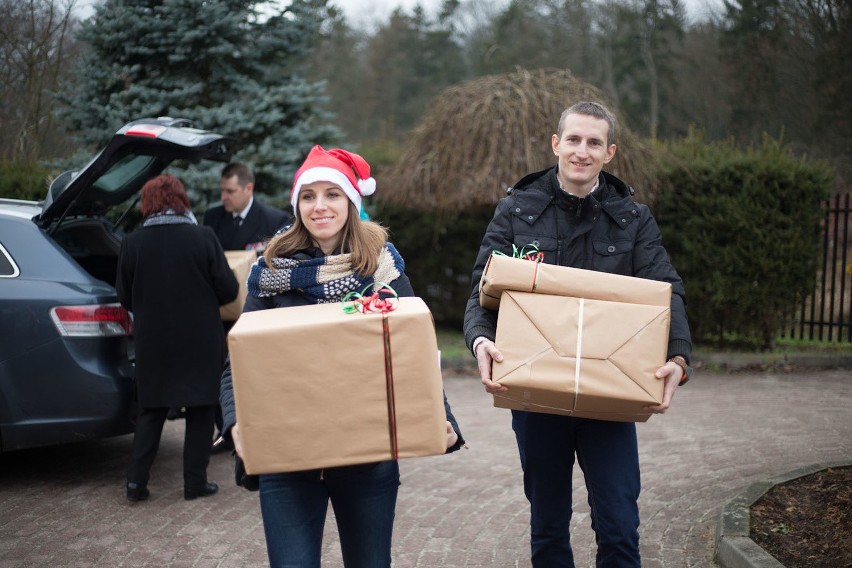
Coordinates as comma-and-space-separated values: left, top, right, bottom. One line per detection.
184, 481, 218, 501
126, 482, 150, 502
166, 406, 186, 420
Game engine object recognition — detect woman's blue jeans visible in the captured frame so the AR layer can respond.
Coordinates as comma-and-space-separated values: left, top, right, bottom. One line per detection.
258, 460, 400, 568
512, 410, 641, 568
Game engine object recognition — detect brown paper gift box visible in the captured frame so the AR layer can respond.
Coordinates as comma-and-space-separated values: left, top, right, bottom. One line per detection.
479, 253, 673, 311
220, 250, 256, 321
227, 297, 447, 474
492, 289, 671, 422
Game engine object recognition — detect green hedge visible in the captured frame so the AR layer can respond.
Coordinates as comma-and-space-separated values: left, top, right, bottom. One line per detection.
653, 133, 832, 349
373, 205, 496, 330
0, 162, 52, 201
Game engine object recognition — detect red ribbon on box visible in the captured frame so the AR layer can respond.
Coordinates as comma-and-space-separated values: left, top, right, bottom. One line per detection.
342, 284, 400, 459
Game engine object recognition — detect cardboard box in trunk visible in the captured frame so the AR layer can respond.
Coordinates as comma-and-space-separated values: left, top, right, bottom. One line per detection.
479, 253, 673, 311
227, 297, 447, 474
220, 250, 256, 321
492, 288, 671, 422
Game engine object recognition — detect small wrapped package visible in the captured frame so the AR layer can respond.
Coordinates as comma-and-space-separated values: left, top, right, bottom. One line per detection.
479, 253, 673, 311
227, 296, 447, 474
220, 250, 256, 321
492, 285, 671, 422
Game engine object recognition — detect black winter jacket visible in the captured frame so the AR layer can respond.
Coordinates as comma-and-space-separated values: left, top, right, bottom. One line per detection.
220, 245, 466, 455
117, 224, 239, 408
463, 167, 692, 362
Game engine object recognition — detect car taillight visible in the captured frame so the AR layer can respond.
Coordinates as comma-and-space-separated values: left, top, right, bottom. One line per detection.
50, 304, 133, 337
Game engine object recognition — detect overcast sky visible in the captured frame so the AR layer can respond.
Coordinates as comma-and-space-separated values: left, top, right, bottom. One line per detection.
77, 0, 723, 25
338, 0, 723, 26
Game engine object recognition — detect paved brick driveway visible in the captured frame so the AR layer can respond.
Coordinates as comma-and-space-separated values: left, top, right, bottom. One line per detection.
1, 368, 850, 567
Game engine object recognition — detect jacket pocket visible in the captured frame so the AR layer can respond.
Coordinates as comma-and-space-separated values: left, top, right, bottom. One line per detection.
592, 239, 633, 273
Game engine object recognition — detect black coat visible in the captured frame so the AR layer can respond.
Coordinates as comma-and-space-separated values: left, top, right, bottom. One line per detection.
117, 223, 239, 408
463, 167, 692, 362
203, 200, 291, 251
219, 246, 466, 453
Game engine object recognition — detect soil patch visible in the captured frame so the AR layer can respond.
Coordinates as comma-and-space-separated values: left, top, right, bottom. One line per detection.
750, 466, 852, 567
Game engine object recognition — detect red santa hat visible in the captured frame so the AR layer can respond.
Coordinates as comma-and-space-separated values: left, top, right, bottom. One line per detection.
291, 145, 376, 213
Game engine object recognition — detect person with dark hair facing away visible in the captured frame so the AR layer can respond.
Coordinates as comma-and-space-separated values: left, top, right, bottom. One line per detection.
464, 101, 692, 567
117, 174, 239, 502
218, 146, 466, 567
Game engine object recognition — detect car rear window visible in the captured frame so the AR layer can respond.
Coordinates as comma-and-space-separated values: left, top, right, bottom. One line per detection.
0, 242, 19, 277
93, 154, 158, 193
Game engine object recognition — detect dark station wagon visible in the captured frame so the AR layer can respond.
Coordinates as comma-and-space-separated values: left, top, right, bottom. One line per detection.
0, 118, 235, 453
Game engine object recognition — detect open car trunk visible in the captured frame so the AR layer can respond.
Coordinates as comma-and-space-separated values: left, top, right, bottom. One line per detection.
36, 117, 236, 287
51, 218, 123, 287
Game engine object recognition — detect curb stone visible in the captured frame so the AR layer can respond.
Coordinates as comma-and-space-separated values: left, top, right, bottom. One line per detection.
693, 351, 852, 371
714, 459, 852, 568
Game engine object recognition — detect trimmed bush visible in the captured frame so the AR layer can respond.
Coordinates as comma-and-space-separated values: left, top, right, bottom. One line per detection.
0, 161, 52, 201
653, 133, 832, 349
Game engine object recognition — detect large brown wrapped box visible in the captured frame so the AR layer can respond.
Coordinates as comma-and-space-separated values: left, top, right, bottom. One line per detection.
492, 287, 671, 422
220, 250, 256, 321
228, 297, 447, 474
479, 253, 673, 310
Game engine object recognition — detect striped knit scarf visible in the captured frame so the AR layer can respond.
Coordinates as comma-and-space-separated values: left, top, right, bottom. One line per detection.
246, 243, 405, 303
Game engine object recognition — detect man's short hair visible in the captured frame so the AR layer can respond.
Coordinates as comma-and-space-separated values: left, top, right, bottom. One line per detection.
557, 101, 617, 146
221, 162, 255, 186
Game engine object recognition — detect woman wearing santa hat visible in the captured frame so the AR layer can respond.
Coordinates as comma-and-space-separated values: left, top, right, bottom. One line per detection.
218, 145, 465, 567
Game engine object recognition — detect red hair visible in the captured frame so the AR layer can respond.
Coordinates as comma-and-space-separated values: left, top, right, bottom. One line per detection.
139, 174, 191, 217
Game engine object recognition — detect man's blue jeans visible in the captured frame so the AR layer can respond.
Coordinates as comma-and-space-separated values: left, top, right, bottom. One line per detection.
258, 460, 399, 568
512, 410, 641, 568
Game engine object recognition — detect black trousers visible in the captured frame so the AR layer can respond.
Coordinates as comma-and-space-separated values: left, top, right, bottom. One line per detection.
127, 405, 216, 490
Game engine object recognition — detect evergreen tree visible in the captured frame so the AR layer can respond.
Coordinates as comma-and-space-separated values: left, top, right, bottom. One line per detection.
720, 0, 788, 143
361, 2, 467, 139
57, 0, 338, 201
302, 5, 366, 142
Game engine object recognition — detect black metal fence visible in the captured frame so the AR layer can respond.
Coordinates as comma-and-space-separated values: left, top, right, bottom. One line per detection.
789, 193, 852, 342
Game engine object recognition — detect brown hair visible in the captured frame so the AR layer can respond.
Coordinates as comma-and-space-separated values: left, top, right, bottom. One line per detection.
264, 202, 388, 275
220, 162, 254, 186
139, 174, 191, 217
557, 101, 617, 146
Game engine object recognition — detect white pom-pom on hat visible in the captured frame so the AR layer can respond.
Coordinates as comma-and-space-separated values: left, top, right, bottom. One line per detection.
358, 177, 376, 196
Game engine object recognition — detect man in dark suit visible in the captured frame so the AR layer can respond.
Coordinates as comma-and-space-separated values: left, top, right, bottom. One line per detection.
204, 162, 290, 452
203, 162, 291, 252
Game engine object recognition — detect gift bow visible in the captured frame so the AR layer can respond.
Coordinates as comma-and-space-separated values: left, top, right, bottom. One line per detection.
342, 283, 399, 314
494, 243, 544, 263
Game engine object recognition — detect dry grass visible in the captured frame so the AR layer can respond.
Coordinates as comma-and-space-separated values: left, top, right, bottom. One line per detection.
377, 68, 659, 212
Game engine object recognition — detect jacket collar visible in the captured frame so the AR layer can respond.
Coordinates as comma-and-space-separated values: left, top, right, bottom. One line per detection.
506, 167, 638, 227
511, 166, 631, 196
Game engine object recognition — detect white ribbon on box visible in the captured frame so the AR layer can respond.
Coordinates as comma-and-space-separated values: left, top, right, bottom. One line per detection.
573, 298, 584, 413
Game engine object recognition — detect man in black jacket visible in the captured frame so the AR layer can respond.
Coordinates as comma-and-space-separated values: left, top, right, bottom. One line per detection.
463, 101, 692, 568
203, 162, 291, 252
